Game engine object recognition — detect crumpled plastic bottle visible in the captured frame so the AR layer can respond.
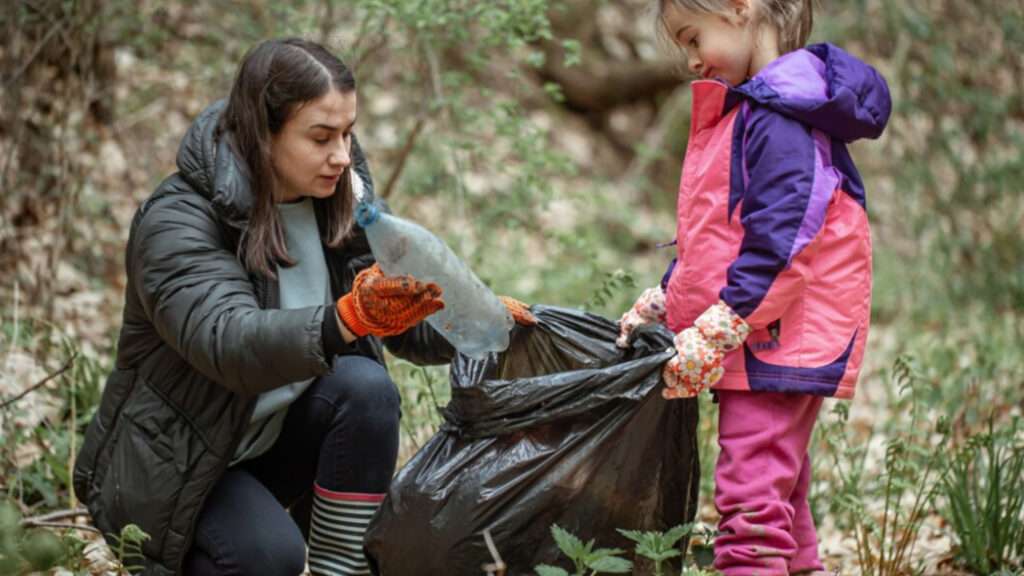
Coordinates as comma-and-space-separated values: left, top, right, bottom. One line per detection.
355, 200, 513, 358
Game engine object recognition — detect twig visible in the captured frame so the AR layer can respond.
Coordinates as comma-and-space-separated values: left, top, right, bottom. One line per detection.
22, 507, 89, 524
22, 521, 100, 534
399, 415, 422, 452
352, 13, 392, 72
481, 529, 506, 576
3, 19, 63, 87
6, 281, 19, 366
20, 508, 98, 533
0, 351, 78, 410
420, 366, 443, 426
381, 116, 427, 200
424, 44, 469, 220
318, 0, 335, 46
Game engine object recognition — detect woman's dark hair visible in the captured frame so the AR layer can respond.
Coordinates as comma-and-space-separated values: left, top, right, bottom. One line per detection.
219, 38, 357, 278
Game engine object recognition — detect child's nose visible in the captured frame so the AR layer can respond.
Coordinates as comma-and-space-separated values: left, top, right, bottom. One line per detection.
688, 54, 702, 75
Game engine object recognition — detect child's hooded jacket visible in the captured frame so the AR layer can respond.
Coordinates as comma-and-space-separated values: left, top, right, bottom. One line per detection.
664, 43, 891, 398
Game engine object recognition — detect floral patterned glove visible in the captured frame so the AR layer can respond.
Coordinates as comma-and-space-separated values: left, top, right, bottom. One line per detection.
662, 301, 751, 400
616, 287, 668, 348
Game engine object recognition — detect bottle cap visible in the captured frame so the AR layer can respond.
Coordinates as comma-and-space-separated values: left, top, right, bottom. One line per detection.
355, 201, 381, 228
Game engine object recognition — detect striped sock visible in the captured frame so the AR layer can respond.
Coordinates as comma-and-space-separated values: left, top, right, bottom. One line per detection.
308, 483, 384, 576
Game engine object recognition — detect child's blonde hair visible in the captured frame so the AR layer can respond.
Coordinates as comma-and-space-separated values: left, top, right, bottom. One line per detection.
657, 0, 815, 55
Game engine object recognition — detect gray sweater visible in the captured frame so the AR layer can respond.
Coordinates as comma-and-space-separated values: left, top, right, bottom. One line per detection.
232, 197, 329, 463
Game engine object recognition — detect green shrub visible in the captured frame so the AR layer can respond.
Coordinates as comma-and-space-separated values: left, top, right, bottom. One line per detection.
534, 524, 632, 576
819, 356, 949, 576
941, 418, 1024, 573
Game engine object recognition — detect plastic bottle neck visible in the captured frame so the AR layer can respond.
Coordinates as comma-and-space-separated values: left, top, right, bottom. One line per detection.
355, 201, 381, 228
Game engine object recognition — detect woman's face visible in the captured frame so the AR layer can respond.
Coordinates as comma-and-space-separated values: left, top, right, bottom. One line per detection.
270, 88, 357, 203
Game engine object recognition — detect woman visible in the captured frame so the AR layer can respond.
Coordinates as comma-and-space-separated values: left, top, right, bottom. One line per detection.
73, 38, 532, 576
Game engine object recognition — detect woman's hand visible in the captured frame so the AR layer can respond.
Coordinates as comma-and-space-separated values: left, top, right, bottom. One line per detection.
616, 286, 668, 348
662, 301, 750, 399
336, 264, 445, 338
498, 296, 537, 326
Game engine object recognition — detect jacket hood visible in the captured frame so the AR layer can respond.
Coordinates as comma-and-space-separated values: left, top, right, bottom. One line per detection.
734, 43, 891, 142
176, 99, 254, 229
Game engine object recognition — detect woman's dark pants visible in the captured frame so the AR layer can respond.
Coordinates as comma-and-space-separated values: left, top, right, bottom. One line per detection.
183, 355, 400, 575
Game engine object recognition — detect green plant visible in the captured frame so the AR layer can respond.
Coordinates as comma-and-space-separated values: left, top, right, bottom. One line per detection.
617, 524, 689, 576
107, 523, 151, 574
941, 417, 1024, 573
534, 524, 632, 576
617, 523, 718, 572
1, 319, 107, 511
685, 523, 717, 570
0, 501, 65, 575
390, 359, 450, 460
584, 269, 636, 311
823, 355, 949, 576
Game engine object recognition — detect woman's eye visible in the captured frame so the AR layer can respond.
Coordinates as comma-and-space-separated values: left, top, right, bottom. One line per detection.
690, 36, 699, 49
314, 137, 330, 145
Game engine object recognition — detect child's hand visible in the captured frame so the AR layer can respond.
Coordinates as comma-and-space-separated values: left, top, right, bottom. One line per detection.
661, 301, 751, 400
616, 287, 668, 348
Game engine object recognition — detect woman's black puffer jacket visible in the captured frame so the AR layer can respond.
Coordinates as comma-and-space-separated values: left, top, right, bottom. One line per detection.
73, 100, 453, 575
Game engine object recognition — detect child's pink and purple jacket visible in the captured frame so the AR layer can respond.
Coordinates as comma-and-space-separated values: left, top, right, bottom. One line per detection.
663, 44, 891, 399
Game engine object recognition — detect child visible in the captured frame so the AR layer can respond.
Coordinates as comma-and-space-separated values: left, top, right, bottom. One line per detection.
617, 0, 891, 573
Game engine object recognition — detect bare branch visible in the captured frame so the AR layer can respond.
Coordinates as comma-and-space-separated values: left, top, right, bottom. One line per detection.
382, 117, 427, 200
531, 0, 684, 117
536, 42, 683, 116
3, 19, 63, 87
0, 352, 77, 410
23, 521, 100, 534
480, 529, 506, 576
21, 507, 89, 524
350, 10, 392, 72
19, 508, 98, 533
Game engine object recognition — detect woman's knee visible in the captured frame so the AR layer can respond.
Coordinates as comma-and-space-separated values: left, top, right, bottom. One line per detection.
192, 470, 308, 576
189, 523, 306, 576
320, 356, 401, 424
235, 531, 306, 576
314, 357, 401, 492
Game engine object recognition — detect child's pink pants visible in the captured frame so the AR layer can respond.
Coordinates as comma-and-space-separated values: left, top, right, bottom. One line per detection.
713, 389, 825, 575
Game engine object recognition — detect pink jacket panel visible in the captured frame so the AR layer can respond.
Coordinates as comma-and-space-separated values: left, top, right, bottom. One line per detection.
665, 78, 876, 399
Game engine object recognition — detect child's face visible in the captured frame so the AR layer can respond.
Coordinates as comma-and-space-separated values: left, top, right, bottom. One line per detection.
662, 1, 757, 87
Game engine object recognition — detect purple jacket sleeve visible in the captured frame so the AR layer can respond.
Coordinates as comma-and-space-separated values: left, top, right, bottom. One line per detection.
719, 108, 831, 329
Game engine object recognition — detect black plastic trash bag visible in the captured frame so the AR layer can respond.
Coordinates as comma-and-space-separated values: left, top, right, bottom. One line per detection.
365, 305, 700, 575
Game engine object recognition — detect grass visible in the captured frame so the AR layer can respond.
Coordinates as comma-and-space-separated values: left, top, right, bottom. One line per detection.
941, 418, 1024, 573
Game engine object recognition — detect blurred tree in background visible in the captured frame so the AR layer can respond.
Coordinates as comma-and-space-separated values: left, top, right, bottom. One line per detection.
1, 0, 1021, 572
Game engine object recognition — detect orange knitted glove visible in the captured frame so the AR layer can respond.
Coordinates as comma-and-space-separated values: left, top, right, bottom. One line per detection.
337, 264, 445, 338
498, 296, 537, 326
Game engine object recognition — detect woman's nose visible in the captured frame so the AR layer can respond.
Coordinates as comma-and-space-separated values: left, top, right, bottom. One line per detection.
328, 142, 351, 168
